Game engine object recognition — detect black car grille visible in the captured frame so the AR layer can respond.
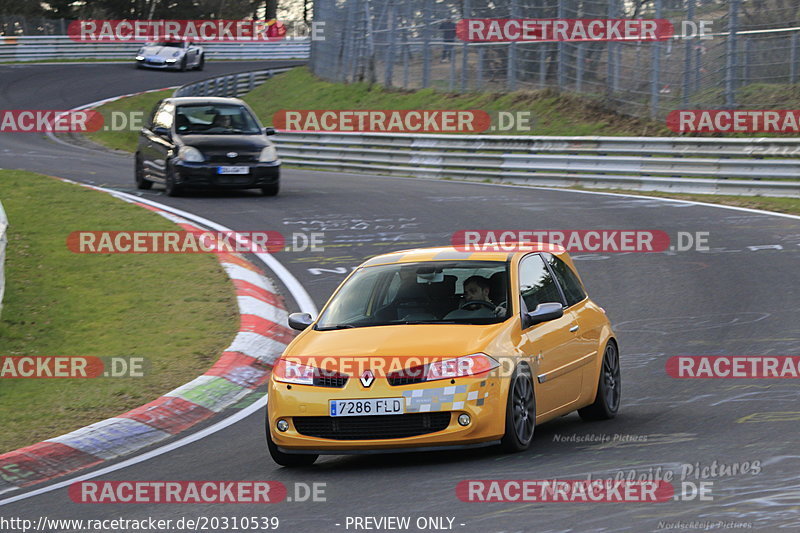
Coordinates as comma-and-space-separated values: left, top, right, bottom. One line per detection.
387, 366, 427, 386
387, 375, 427, 386
312, 372, 348, 388
206, 153, 258, 164
293, 412, 451, 440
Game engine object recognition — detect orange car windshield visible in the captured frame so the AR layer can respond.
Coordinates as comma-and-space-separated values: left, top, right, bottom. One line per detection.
316, 261, 510, 330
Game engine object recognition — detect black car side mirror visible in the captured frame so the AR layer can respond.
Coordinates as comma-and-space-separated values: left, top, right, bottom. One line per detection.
288, 312, 314, 331
522, 302, 564, 329
153, 126, 171, 138
264, 127, 276, 136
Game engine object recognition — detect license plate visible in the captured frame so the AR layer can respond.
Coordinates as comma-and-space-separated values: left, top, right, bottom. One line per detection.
146, 56, 164, 64
330, 398, 404, 417
217, 166, 249, 175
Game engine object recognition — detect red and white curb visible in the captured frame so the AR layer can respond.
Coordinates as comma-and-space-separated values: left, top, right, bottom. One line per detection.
0, 182, 299, 495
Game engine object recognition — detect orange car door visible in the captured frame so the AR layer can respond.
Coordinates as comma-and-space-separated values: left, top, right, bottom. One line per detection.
517, 254, 584, 418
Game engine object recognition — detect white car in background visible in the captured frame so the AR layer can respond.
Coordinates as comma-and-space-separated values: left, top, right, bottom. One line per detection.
135, 41, 204, 71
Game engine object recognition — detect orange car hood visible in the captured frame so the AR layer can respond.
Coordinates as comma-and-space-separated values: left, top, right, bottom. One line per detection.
285, 322, 510, 360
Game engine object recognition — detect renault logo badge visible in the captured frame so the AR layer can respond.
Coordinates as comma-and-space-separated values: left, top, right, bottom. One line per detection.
360, 370, 375, 388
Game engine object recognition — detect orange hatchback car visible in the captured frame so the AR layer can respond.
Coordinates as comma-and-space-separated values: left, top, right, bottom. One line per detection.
266, 245, 620, 466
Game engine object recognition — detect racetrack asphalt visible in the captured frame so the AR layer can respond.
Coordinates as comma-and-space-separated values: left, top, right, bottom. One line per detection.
1, 61, 799, 532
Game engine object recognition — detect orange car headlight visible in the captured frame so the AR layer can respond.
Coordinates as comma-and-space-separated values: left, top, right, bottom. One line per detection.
389, 353, 499, 383
273, 359, 315, 385
273, 359, 349, 386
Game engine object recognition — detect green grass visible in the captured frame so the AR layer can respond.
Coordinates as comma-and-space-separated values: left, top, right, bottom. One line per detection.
0, 171, 239, 452
87, 89, 173, 152
571, 187, 800, 217
85, 67, 669, 152
243, 67, 669, 136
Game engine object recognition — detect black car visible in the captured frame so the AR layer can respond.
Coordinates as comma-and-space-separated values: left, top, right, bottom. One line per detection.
135, 97, 281, 197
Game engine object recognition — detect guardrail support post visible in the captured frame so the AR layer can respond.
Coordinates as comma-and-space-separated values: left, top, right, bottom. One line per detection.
791, 32, 799, 83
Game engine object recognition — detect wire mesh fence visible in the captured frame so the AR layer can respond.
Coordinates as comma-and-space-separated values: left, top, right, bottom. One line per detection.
309, 0, 800, 119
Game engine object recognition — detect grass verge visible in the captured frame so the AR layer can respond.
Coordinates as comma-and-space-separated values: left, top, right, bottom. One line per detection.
569, 187, 800, 217
0, 171, 239, 452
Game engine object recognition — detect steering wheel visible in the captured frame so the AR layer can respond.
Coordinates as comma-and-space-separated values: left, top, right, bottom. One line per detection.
459, 299, 496, 311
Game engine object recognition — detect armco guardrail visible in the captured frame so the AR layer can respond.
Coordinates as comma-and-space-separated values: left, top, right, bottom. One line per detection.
271, 132, 800, 198
174, 67, 293, 98
170, 68, 799, 198
0, 201, 7, 318
0, 35, 309, 61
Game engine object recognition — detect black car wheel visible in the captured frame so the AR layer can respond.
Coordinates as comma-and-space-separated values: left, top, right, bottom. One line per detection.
578, 340, 621, 421
261, 182, 280, 197
134, 154, 152, 190
164, 165, 183, 197
265, 411, 317, 467
500, 365, 536, 452
179, 56, 187, 72
196, 54, 205, 71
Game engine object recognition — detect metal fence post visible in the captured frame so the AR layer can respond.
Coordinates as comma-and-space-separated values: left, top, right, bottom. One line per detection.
682, 0, 695, 108
422, 0, 432, 88
557, 1, 564, 89
384, 0, 396, 87
791, 32, 799, 83
507, 0, 518, 91
477, 46, 485, 90
402, 0, 411, 89
742, 38, 750, 87
576, 43, 584, 93
539, 45, 547, 88
449, 44, 457, 91
342, 0, 357, 82
725, 0, 739, 108
650, 0, 662, 118
460, 0, 471, 92
606, 0, 616, 97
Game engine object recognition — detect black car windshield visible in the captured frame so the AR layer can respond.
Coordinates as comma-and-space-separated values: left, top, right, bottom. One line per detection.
151, 41, 184, 48
316, 261, 510, 329
175, 104, 261, 135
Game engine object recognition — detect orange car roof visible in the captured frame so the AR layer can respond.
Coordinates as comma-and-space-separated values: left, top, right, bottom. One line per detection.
360, 243, 567, 267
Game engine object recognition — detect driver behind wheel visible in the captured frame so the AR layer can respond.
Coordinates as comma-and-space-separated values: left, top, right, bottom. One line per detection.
463, 275, 492, 309
444, 275, 505, 319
